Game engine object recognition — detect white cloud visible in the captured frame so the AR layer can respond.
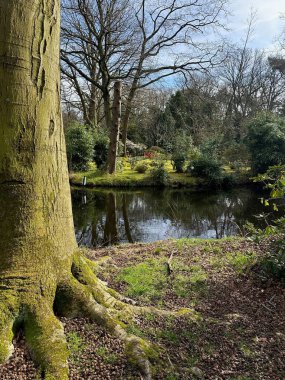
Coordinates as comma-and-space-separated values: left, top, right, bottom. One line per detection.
227, 0, 284, 50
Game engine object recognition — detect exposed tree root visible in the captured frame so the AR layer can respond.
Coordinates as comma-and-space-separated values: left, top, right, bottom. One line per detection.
0, 251, 198, 379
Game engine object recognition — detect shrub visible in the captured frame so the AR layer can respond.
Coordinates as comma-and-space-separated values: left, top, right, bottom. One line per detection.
223, 142, 250, 166
149, 146, 166, 154
189, 156, 235, 188
188, 156, 224, 186
149, 160, 159, 167
172, 156, 186, 173
65, 123, 94, 171
93, 134, 109, 169
135, 163, 148, 173
200, 137, 223, 161
151, 163, 169, 186
245, 113, 285, 174
171, 134, 199, 173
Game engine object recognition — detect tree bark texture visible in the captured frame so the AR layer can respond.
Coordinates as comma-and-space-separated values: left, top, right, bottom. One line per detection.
107, 81, 122, 174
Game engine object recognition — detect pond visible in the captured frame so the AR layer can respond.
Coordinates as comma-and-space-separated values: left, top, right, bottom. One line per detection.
72, 187, 284, 248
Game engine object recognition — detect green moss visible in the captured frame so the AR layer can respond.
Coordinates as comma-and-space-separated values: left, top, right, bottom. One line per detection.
24, 304, 69, 380
126, 324, 146, 338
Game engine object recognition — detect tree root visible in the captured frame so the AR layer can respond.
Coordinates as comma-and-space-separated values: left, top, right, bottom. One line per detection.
0, 251, 198, 379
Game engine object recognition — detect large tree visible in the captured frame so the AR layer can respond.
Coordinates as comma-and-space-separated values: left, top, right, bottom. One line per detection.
0, 2, 184, 379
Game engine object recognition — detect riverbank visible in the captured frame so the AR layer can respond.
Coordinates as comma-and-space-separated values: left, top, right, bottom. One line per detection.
1, 237, 284, 379
69, 161, 251, 189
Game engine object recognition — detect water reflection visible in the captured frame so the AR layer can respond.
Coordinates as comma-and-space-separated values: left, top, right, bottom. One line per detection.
71, 187, 284, 248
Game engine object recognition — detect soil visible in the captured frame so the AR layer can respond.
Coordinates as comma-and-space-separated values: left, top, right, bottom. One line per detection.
0, 237, 284, 380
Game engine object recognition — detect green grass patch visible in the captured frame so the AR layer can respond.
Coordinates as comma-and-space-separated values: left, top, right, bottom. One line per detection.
157, 329, 179, 344
96, 346, 118, 364
118, 256, 208, 303
226, 250, 257, 273
239, 343, 255, 358
210, 249, 257, 273
118, 258, 168, 301
66, 332, 86, 360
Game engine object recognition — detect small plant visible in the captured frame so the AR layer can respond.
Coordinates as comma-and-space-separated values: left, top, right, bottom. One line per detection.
96, 346, 118, 364
66, 332, 86, 361
257, 239, 285, 283
135, 163, 148, 173
151, 163, 169, 186
65, 123, 94, 171
93, 134, 109, 169
172, 155, 186, 173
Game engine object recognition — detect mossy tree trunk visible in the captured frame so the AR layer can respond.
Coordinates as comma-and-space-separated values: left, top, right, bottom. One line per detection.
0, 3, 193, 379
0, 0, 77, 377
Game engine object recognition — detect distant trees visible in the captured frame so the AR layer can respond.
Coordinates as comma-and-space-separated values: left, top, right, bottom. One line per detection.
61, 0, 228, 171
61, 2, 285, 177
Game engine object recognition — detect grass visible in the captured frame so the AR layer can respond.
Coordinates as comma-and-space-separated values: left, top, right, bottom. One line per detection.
118, 258, 168, 301
66, 332, 86, 363
117, 256, 208, 303
210, 248, 257, 272
239, 343, 255, 358
96, 347, 118, 364
70, 157, 250, 188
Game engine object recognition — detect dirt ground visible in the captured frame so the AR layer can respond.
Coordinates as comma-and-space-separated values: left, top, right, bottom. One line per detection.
0, 237, 284, 380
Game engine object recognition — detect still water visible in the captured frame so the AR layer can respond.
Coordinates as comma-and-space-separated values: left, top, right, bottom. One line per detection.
72, 187, 284, 248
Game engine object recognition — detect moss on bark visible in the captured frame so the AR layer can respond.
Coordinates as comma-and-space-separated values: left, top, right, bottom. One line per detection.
0, 2, 195, 379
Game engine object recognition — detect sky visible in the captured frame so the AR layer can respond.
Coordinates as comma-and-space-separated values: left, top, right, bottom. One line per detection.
228, 0, 284, 51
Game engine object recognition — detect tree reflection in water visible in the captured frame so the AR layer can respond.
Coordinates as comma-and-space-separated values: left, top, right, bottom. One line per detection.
71, 187, 284, 248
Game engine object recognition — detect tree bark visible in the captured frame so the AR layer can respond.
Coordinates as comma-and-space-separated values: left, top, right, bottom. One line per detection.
107, 81, 122, 174
0, 4, 190, 379
0, 0, 77, 377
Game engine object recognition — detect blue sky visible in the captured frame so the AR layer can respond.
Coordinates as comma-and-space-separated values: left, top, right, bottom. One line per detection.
228, 0, 284, 51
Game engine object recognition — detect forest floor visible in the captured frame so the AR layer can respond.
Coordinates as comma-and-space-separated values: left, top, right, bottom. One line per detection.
0, 237, 284, 380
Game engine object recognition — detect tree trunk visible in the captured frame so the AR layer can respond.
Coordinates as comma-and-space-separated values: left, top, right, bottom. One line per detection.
0, 4, 188, 379
121, 100, 132, 157
107, 81, 122, 174
121, 82, 138, 157
0, 0, 77, 377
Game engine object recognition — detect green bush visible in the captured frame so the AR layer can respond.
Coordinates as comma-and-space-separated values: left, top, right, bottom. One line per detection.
200, 137, 223, 161
65, 123, 94, 171
172, 156, 186, 173
135, 163, 148, 173
149, 146, 166, 154
223, 142, 250, 166
245, 113, 285, 174
93, 134, 109, 169
189, 156, 223, 185
171, 134, 199, 173
151, 163, 169, 186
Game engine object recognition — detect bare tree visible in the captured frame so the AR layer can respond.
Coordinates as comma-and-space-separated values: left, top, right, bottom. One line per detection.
61, 0, 228, 167
120, 0, 228, 155
61, 0, 138, 172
